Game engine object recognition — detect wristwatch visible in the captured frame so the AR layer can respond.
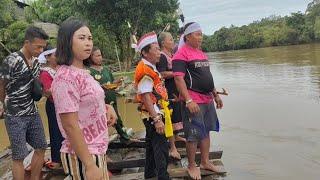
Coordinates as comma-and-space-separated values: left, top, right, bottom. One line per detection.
152, 114, 162, 124
186, 99, 193, 105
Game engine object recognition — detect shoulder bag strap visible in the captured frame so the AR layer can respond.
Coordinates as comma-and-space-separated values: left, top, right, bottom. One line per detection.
17, 51, 35, 78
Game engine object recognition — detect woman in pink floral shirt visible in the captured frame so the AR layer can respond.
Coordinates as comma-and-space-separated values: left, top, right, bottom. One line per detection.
51, 18, 116, 180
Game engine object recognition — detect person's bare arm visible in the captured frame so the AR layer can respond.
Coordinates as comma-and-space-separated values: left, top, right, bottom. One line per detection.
160, 71, 174, 79
0, 79, 6, 117
141, 92, 158, 118
212, 88, 223, 109
141, 92, 164, 134
60, 112, 103, 180
43, 90, 52, 98
0, 79, 7, 103
174, 76, 200, 114
106, 104, 117, 127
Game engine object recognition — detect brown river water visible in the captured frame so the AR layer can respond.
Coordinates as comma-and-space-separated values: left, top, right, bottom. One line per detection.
1, 43, 320, 179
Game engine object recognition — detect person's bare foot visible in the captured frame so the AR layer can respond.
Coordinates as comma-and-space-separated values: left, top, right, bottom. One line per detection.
169, 148, 181, 160
175, 135, 186, 142
200, 161, 221, 173
187, 165, 201, 180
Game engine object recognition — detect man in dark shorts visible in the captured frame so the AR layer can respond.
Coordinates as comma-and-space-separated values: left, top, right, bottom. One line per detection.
173, 22, 224, 180
0, 26, 48, 179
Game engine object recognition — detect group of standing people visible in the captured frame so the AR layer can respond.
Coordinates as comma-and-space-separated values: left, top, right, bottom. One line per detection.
0, 17, 223, 180
133, 22, 224, 180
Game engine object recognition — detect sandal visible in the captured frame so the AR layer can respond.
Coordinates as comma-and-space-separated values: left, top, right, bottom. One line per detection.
44, 160, 61, 170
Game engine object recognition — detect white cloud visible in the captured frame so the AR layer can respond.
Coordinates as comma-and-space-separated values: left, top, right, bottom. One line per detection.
179, 0, 311, 34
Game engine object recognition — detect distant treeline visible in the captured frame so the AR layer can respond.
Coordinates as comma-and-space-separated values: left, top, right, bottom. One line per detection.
202, 3, 320, 52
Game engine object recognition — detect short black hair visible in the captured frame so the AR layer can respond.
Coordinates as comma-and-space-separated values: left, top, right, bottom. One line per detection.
56, 17, 88, 66
141, 44, 152, 58
24, 26, 49, 42
183, 22, 195, 42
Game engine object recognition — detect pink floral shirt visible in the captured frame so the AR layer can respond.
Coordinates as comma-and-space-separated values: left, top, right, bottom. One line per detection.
52, 65, 108, 155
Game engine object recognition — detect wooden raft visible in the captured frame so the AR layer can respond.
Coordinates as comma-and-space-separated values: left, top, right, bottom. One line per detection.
109, 138, 227, 179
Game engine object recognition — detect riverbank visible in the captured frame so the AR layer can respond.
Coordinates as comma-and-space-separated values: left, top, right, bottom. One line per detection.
204, 42, 320, 53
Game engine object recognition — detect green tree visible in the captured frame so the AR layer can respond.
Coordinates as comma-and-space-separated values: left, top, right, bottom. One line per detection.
0, 0, 16, 28
1, 0, 29, 61
314, 16, 320, 40
285, 12, 305, 35
202, 2, 320, 52
72, 0, 179, 70
24, 0, 76, 24
26, 0, 179, 70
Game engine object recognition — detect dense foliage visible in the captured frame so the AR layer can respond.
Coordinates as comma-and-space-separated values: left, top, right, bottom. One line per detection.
1, 0, 319, 65
202, 3, 320, 52
0, 0, 179, 69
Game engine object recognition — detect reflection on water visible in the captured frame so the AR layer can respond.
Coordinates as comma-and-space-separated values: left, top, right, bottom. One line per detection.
0, 44, 320, 179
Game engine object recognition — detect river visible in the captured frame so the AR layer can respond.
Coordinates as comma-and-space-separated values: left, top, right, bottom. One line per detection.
209, 43, 320, 180
0, 43, 319, 179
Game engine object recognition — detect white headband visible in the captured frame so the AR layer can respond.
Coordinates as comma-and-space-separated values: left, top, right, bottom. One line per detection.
135, 32, 158, 52
178, 22, 202, 49
184, 22, 202, 36
38, 48, 56, 64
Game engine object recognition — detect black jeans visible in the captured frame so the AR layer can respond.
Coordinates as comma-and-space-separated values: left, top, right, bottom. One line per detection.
143, 118, 170, 180
46, 100, 64, 163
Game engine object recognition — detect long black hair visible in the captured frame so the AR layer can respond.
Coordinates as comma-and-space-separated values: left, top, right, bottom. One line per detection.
56, 17, 88, 65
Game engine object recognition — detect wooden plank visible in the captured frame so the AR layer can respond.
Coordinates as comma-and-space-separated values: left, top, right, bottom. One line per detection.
180, 150, 223, 161
107, 151, 223, 170
111, 172, 144, 180
111, 160, 226, 179
168, 160, 226, 178
108, 140, 187, 149
108, 158, 145, 170
0, 149, 11, 159
108, 141, 145, 149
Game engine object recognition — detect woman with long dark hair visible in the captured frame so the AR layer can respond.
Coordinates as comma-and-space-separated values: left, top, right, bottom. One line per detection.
51, 18, 117, 180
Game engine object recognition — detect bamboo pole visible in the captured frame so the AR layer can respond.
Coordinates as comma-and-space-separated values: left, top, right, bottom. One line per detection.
0, 41, 12, 54
115, 44, 122, 72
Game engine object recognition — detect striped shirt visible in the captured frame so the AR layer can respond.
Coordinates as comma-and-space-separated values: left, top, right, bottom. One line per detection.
0, 51, 40, 116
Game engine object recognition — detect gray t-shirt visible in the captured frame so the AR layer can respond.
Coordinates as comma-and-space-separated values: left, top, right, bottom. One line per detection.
0, 51, 40, 116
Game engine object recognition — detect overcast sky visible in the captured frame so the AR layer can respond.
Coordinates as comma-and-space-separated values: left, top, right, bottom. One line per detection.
179, 0, 311, 34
